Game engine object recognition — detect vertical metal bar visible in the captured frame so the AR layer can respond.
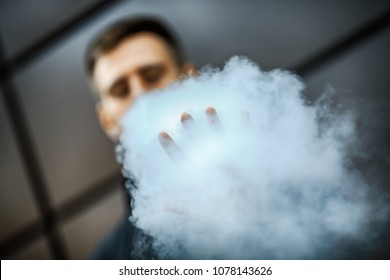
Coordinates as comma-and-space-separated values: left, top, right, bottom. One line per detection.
0, 36, 68, 259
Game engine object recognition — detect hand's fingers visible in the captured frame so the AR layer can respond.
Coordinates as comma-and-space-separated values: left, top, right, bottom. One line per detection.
205, 106, 222, 131
180, 112, 196, 140
158, 131, 184, 163
180, 112, 194, 129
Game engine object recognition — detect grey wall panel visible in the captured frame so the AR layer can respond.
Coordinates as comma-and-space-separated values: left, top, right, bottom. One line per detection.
14, 40, 120, 206
304, 28, 390, 256
305, 27, 390, 193
0, 93, 40, 242
3, 0, 389, 67
61, 186, 124, 259
305, 28, 390, 102
6, 236, 51, 260
0, 0, 99, 58
124, 0, 390, 69
4, 0, 142, 208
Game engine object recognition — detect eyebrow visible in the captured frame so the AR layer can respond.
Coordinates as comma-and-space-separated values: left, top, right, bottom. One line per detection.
105, 62, 166, 94
138, 63, 165, 75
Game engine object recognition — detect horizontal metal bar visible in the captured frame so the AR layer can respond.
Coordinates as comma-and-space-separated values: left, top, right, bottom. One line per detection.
0, 0, 125, 81
293, 9, 390, 77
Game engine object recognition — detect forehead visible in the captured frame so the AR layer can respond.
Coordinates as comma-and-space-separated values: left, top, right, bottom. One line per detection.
93, 32, 173, 91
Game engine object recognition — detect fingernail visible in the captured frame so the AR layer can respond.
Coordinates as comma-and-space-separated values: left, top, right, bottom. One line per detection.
181, 112, 193, 123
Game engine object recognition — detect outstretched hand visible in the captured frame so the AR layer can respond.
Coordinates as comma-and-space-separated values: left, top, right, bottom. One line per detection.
158, 106, 251, 163
157, 106, 222, 163
157, 106, 252, 215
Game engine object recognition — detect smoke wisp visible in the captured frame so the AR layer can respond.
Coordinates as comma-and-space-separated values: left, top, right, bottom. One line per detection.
120, 57, 381, 259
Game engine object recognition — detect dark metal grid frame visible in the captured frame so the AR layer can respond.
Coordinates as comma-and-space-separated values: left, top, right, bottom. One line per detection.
0, 0, 389, 259
0, 0, 125, 259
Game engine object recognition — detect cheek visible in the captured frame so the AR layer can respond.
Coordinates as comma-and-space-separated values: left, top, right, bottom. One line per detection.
160, 69, 180, 87
104, 97, 134, 121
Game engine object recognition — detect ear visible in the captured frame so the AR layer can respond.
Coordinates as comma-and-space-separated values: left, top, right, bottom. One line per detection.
181, 62, 197, 77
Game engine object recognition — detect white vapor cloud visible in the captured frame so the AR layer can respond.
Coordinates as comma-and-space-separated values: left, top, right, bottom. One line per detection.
120, 56, 379, 259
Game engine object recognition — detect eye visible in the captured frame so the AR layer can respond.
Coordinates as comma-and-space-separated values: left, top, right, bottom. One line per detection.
109, 81, 129, 98
141, 66, 166, 84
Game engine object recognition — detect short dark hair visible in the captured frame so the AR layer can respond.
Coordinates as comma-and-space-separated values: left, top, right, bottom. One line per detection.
86, 17, 185, 77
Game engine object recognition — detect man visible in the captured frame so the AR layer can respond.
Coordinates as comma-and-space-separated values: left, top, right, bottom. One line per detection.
85, 17, 195, 259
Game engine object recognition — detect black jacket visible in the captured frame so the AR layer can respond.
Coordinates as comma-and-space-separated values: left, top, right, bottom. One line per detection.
90, 143, 158, 259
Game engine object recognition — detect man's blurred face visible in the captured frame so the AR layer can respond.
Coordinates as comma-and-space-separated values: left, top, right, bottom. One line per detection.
93, 32, 182, 140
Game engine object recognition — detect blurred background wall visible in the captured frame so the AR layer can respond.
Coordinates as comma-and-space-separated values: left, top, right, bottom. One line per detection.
0, 0, 389, 259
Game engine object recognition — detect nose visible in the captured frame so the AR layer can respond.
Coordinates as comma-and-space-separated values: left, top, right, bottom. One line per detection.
129, 76, 145, 98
